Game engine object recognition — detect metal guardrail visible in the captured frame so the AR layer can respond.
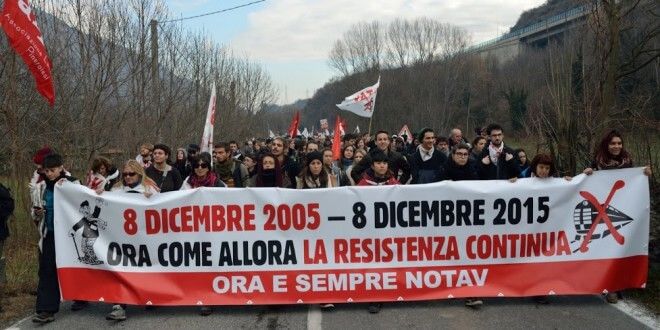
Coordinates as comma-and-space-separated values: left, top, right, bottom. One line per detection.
470, 5, 590, 51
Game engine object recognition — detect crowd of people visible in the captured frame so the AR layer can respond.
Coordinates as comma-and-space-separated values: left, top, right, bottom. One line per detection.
25, 124, 652, 323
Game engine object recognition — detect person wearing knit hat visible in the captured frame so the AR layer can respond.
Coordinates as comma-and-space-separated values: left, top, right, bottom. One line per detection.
296, 151, 336, 188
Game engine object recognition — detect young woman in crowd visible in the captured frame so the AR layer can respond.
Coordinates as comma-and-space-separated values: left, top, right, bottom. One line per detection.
255, 154, 282, 188
180, 152, 225, 190
347, 148, 367, 185
85, 156, 120, 193
516, 148, 531, 178
174, 148, 189, 179
296, 151, 336, 189
105, 159, 159, 321
470, 136, 487, 163
582, 130, 651, 303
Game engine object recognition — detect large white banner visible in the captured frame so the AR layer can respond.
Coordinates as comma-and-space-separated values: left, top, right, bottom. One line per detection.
55, 168, 650, 306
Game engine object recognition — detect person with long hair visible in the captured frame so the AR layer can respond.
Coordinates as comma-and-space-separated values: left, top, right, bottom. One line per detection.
470, 136, 487, 163
85, 156, 120, 193
145, 144, 183, 192
582, 130, 651, 303
103, 160, 159, 321
255, 154, 283, 188
296, 151, 337, 189
242, 153, 258, 187
174, 148, 189, 179
516, 148, 531, 178
181, 152, 225, 190
347, 148, 367, 186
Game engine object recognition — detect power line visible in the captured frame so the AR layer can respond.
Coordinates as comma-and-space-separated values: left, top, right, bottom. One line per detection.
160, 0, 266, 24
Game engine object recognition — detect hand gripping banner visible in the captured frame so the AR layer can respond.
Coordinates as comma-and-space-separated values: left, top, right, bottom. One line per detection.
54, 168, 650, 306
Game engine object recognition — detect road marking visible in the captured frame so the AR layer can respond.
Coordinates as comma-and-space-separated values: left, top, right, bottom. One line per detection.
307, 304, 322, 330
609, 299, 658, 329
7, 312, 34, 329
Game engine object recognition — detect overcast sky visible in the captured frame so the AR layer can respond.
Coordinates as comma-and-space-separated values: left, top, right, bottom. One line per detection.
165, 0, 546, 104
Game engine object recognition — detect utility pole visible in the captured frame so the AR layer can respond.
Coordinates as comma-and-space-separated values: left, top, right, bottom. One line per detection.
150, 19, 160, 140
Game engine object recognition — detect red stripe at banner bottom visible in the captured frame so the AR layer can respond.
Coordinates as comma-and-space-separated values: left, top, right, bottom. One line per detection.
58, 256, 647, 306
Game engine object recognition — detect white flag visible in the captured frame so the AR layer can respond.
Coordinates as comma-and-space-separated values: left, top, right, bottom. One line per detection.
200, 82, 216, 154
302, 128, 310, 138
268, 130, 275, 138
354, 125, 360, 134
336, 77, 380, 118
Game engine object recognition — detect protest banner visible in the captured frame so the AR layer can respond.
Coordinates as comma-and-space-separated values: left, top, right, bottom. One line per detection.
55, 168, 649, 306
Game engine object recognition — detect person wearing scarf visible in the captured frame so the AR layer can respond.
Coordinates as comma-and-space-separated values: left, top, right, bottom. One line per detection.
296, 151, 336, 189
181, 152, 226, 190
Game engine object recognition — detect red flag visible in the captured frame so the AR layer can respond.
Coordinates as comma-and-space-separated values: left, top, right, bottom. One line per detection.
287, 111, 300, 139
332, 115, 342, 160
1, 0, 55, 106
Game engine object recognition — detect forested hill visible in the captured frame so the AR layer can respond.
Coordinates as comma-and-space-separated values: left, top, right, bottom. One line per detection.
511, 0, 583, 31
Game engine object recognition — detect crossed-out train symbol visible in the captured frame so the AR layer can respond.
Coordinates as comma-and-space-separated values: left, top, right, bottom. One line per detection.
572, 180, 633, 253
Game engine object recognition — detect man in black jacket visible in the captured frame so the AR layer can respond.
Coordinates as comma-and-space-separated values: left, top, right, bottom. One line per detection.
477, 124, 520, 180
409, 128, 447, 184
350, 130, 411, 184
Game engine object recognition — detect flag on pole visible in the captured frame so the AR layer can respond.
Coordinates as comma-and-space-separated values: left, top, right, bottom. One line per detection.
302, 128, 309, 138
1, 0, 55, 106
336, 77, 380, 118
332, 116, 342, 160
287, 112, 300, 139
200, 82, 216, 153
268, 130, 275, 138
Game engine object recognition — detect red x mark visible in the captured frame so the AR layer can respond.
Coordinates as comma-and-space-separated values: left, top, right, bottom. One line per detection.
578, 180, 626, 252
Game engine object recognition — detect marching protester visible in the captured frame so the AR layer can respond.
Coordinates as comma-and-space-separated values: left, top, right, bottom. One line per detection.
85, 156, 120, 193
350, 131, 410, 184
448, 128, 469, 149
174, 148, 189, 179
347, 148, 367, 186
145, 144, 183, 192
32, 154, 80, 324
103, 160, 159, 320
296, 151, 337, 189
242, 152, 258, 187
181, 152, 226, 190
582, 130, 652, 304
135, 143, 153, 168
478, 124, 521, 180
409, 128, 447, 184
332, 145, 355, 186
470, 136, 487, 163
435, 136, 450, 157
322, 148, 349, 186
443, 144, 479, 182
255, 154, 283, 188
270, 137, 300, 188
213, 143, 249, 187
516, 148, 531, 178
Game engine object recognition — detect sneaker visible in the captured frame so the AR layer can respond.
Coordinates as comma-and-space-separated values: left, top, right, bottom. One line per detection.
319, 303, 334, 309
606, 292, 618, 304
106, 304, 127, 321
32, 312, 54, 323
200, 307, 212, 316
465, 299, 483, 308
71, 300, 89, 311
368, 303, 381, 314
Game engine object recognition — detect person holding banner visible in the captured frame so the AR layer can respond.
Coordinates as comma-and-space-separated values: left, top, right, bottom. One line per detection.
582, 130, 652, 304
85, 157, 120, 194
443, 144, 479, 182
350, 131, 410, 185
105, 160, 160, 320
32, 154, 80, 324
181, 152, 226, 191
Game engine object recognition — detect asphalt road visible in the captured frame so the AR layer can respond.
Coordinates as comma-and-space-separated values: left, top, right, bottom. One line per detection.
8, 296, 656, 329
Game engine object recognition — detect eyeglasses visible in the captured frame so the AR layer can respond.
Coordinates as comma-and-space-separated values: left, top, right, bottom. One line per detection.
454, 152, 469, 157
122, 172, 137, 177
195, 163, 209, 169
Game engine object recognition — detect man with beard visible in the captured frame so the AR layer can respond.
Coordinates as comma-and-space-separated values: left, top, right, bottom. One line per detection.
477, 124, 520, 180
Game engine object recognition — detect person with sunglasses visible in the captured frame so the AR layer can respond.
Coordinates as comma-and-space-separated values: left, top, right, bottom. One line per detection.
181, 152, 226, 191
103, 159, 159, 321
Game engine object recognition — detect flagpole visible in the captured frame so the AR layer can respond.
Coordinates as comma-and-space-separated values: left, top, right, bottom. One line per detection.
367, 76, 380, 137
367, 116, 373, 137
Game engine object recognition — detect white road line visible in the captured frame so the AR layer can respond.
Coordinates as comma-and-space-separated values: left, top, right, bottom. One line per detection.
609, 299, 658, 329
6, 312, 35, 329
307, 304, 322, 330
